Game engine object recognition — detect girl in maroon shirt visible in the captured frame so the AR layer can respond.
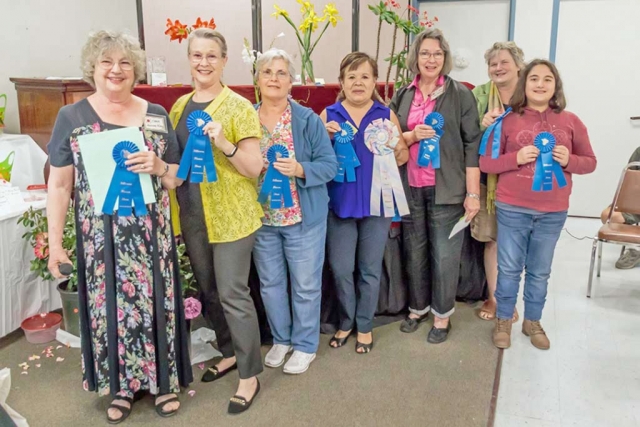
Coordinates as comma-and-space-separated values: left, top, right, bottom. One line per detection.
480, 59, 596, 351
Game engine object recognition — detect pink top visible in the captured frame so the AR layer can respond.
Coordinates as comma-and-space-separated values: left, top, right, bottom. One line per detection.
406, 74, 445, 187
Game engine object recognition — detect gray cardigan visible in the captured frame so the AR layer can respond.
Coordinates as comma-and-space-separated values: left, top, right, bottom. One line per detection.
389, 76, 481, 205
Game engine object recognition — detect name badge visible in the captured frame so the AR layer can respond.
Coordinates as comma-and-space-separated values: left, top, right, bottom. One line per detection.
431, 85, 445, 100
144, 114, 168, 133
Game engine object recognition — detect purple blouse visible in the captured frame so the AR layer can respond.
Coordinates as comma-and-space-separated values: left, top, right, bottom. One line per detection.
326, 101, 391, 218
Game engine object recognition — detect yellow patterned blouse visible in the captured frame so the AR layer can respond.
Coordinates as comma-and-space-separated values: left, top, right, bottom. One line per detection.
169, 86, 264, 243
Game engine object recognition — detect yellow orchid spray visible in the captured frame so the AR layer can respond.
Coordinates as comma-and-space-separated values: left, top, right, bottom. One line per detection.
272, 0, 342, 83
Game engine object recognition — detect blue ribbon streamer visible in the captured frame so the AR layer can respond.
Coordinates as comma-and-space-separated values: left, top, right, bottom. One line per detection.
531, 132, 568, 192
333, 122, 360, 182
176, 110, 217, 183
258, 145, 294, 209
417, 112, 444, 168
103, 141, 148, 217
479, 107, 512, 159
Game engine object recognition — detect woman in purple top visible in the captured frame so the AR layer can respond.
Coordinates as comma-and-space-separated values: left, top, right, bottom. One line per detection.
320, 52, 409, 354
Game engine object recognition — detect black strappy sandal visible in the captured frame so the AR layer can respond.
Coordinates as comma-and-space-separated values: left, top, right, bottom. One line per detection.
329, 330, 352, 348
355, 340, 373, 354
155, 394, 180, 418
228, 379, 261, 414
201, 362, 238, 383
107, 394, 139, 425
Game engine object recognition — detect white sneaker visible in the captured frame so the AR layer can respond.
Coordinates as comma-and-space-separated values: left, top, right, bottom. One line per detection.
264, 344, 292, 368
283, 351, 316, 375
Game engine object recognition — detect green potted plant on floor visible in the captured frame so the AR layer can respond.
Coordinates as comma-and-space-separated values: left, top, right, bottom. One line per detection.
17, 206, 79, 337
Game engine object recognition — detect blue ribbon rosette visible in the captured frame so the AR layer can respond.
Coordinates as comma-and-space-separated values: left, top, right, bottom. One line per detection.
531, 132, 568, 192
417, 112, 444, 168
176, 110, 217, 183
479, 107, 512, 159
333, 122, 360, 183
257, 145, 294, 209
103, 141, 148, 217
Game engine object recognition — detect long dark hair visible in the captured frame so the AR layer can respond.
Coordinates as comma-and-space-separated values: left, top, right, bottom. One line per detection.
510, 59, 566, 114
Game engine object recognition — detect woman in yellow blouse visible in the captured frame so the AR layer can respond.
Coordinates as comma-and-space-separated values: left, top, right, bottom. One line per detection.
169, 28, 263, 414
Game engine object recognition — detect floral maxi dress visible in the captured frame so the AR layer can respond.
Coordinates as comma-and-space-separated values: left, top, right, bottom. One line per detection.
48, 99, 192, 398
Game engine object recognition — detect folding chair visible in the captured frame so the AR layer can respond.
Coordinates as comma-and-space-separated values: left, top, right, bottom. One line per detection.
587, 161, 640, 297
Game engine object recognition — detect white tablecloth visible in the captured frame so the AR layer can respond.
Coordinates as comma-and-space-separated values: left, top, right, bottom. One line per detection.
0, 134, 47, 191
0, 197, 61, 338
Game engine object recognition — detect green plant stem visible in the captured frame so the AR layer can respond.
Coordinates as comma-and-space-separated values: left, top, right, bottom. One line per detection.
308, 22, 330, 56
385, 23, 399, 102
375, 16, 383, 63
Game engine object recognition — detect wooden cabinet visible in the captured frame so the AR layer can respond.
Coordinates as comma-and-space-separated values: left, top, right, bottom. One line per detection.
9, 78, 94, 153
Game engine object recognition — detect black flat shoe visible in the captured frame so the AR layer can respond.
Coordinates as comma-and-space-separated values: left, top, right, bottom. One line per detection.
201, 362, 238, 383
427, 321, 452, 344
228, 379, 261, 414
399, 313, 429, 333
107, 391, 144, 424
155, 394, 180, 418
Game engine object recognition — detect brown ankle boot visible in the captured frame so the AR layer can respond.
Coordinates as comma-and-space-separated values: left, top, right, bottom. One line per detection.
522, 319, 550, 350
492, 318, 512, 349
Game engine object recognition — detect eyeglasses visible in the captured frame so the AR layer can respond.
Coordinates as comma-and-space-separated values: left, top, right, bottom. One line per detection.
190, 53, 220, 64
259, 70, 290, 80
419, 51, 445, 60
98, 59, 134, 71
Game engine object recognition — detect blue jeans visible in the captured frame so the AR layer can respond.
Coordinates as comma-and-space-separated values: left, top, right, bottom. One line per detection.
253, 220, 326, 354
496, 207, 567, 321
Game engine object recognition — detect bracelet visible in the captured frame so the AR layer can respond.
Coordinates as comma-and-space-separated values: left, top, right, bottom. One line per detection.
466, 192, 480, 200
158, 162, 169, 178
225, 145, 239, 158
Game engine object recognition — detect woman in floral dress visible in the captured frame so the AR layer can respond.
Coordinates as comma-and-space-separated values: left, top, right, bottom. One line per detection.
46, 30, 192, 424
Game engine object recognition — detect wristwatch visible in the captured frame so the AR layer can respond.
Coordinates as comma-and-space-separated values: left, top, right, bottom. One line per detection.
158, 162, 169, 178
466, 192, 480, 200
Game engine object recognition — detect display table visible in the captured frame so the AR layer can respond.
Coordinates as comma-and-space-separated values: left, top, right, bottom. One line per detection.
0, 196, 61, 339
0, 134, 47, 191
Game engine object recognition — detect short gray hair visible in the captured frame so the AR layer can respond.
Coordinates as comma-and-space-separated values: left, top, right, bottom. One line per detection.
254, 48, 296, 82
188, 28, 227, 57
484, 41, 526, 71
80, 30, 146, 88
406, 28, 453, 77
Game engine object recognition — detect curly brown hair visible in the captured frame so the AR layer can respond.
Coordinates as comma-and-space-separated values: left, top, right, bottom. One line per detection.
510, 59, 566, 114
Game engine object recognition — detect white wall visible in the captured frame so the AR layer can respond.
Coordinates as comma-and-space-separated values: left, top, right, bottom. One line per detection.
0, 0, 138, 134
512, 0, 554, 60
420, 1, 511, 86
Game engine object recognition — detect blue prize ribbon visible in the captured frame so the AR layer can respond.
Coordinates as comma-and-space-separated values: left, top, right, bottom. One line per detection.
417, 112, 444, 168
257, 145, 294, 209
103, 141, 148, 217
333, 122, 360, 182
176, 110, 217, 183
479, 107, 512, 159
531, 132, 568, 192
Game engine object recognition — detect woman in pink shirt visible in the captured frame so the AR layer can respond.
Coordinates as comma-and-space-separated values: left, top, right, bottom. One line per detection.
479, 59, 596, 350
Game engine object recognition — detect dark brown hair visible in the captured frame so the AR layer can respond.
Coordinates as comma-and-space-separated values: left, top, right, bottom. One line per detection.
337, 52, 383, 102
510, 58, 566, 114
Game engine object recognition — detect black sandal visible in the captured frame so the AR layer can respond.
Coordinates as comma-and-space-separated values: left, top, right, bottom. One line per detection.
228, 379, 261, 414
107, 396, 135, 424
201, 362, 238, 383
329, 330, 352, 348
355, 340, 373, 354
155, 394, 180, 418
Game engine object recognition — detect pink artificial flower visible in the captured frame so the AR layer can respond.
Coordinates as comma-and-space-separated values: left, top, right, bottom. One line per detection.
184, 297, 202, 320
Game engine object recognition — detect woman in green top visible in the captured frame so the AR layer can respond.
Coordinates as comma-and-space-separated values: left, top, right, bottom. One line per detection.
169, 28, 263, 414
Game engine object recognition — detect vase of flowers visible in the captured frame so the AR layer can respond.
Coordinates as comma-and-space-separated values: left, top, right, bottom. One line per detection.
271, 0, 342, 84
18, 206, 80, 336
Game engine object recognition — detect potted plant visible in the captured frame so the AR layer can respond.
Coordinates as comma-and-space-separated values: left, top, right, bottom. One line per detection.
17, 206, 79, 337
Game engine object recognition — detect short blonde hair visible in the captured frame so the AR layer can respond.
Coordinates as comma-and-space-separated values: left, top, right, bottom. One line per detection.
254, 48, 296, 82
80, 30, 146, 88
484, 41, 525, 71
406, 28, 453, 77
188, 28, 227, 57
